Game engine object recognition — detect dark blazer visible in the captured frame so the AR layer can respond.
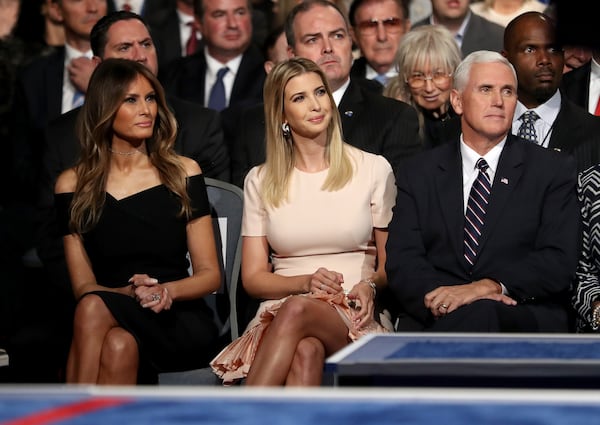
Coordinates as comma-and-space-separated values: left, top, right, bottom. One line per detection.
350, 56, 368, 79
385, 135, 580, 332
430, 96, 600, 172
147, 7, 199, 71
160, 44, 266, 151
37, 97, 230, 294
412, 12, 504, 57
561, 61, 593, 111
230, 78, 421, 187
10, 47, 65, 198
159, 44, 265, 111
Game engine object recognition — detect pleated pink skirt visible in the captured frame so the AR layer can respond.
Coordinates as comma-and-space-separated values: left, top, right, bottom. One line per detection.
210, 291, 392, 385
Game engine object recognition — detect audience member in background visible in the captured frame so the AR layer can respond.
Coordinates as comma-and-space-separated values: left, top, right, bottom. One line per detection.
501, 12, 600, 172
55, 58, 221, 384
412, 0, 504, 57
386, 50, 580, 333
562, 45, 592, 74
230, 0, 420, 188
161, 0, 266, 151
470, 0, 546, 28
263, 25, 288, 73
109, 0, 170, 16
11, 0, 64, 55
348, 0, 410, 87
573, 164, 600, 332
0, 0, 19, 39
541, 0, 592, 74
211, 58, 395, 386
230, 25, 287, 189
11, 0, 107, 202
146, 0, 203, 71
384, 24, 461, 148
561, 49, 600, 115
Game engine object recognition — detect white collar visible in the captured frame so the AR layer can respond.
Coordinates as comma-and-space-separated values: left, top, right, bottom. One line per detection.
332, 78, 351, 107
204, 47, 243, 76
515, 90, 561, 127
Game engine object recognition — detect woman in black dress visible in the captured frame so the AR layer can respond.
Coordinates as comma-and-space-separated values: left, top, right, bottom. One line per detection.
54, 58, 221, 384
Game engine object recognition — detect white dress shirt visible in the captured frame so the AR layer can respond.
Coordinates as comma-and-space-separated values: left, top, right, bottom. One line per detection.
588, 57, 600, 115
178, 9, 200, 56
512, 91, 561, 148
61, 44, 93, 114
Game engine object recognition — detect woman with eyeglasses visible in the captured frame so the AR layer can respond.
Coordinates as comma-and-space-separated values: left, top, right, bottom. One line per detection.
384, 25, 462, 148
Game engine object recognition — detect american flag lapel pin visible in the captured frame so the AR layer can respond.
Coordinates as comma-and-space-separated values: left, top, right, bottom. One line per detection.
500, 177, 509, 185
344, 110, 353, 117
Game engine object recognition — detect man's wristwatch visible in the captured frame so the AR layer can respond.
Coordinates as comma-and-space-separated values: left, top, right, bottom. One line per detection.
591, 304, 600, 331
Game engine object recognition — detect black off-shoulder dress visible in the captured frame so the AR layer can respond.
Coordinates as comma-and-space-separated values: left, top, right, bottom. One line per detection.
55, 174, 218, 375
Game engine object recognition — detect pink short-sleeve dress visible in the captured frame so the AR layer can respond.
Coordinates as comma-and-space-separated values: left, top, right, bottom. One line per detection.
210, 145, 397, 384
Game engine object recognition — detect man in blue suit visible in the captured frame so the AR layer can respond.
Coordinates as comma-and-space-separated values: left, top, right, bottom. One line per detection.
386, 51, 580, 332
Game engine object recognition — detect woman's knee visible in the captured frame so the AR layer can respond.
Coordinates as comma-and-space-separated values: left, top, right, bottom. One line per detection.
277, 297, 314, 323
72, 294, 112, 330
295, 337, 325, 365
100, 328, 138, 368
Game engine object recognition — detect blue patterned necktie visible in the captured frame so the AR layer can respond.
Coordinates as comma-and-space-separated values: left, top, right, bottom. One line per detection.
71, 89, 84, 109
464, 158, 491, 266
517, 110, 540, 144
374, 74, 388, 85
208, 67, 229, 111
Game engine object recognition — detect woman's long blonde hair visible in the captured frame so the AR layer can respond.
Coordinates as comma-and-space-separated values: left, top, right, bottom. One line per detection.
260, 57, 353, 208
69, 58, 190, 234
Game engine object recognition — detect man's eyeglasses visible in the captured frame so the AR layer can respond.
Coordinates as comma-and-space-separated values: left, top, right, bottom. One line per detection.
356, 17, 404, 35
405, 71, 453, 88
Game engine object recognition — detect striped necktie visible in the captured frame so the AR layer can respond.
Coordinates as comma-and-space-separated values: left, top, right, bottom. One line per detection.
464, 158, 491, 267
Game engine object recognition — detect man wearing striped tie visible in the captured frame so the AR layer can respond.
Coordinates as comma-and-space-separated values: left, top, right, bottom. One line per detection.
385, 50, 580, 333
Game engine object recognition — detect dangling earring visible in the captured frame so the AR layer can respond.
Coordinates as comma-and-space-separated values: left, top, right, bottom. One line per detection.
282, 122, 290, 138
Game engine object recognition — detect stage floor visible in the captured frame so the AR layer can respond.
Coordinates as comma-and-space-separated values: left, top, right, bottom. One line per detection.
1, 385, 600, 425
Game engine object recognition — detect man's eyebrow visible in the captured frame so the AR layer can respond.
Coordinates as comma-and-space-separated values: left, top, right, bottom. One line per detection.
301, 32, 323, 39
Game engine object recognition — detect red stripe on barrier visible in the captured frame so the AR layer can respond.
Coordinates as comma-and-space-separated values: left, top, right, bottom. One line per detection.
2, 397, 132, 425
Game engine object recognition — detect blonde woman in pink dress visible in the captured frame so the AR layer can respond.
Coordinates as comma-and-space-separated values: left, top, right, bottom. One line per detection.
210, 58, 396, 386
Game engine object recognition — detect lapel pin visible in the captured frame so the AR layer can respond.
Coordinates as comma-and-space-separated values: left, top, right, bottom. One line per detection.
344, 111, 353, 117
500, 178, 509, 185
553, 148, 561, 152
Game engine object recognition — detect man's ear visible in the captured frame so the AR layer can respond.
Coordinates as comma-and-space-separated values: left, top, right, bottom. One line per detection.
47, 0, 64, 22
287, 45, 295, 58
450, 89, 463, 115
350, 27, 358, 45
264, 60, 274, 74
92, 56, 102, 66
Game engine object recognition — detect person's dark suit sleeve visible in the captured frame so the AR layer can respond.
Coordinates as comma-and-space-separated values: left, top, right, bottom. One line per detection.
491, 154, 581, 302
172, 101, 230, 182
35, 117, 76, 296
385, 161, 461, 323
383, 99, 421, 174
190, 109, 230, 182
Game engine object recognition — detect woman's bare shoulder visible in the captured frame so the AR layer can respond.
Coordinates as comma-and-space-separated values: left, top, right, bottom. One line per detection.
178, 155, 202, 177
54, 168, 78, 194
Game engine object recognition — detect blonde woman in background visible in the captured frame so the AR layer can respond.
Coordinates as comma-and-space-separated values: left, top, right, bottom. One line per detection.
384, 25, 461, 148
